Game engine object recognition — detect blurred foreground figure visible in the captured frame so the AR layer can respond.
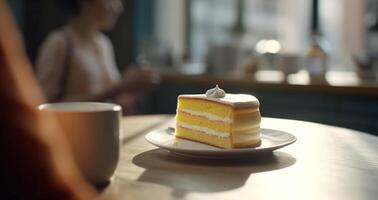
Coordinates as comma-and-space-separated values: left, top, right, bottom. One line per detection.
0, 2, 97, 199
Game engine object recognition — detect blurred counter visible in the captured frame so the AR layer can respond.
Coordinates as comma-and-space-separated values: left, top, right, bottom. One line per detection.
161, 70, 378, 97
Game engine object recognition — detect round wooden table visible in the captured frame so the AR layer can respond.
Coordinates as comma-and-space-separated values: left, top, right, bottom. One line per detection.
101, 115, 378, 200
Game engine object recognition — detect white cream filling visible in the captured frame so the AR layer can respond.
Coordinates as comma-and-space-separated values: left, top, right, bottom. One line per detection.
177, 122, 230, 137
177, 122, 261, 140
179, 109, 232, 123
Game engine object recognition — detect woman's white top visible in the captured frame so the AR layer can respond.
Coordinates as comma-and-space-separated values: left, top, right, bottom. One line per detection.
36, 26, 121, 101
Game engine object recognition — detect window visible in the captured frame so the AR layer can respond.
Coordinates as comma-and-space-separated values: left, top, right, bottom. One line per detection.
188, 0, 311, 64
186, 0, 366, 71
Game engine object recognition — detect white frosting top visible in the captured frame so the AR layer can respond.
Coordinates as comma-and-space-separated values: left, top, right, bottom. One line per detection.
206, 85, 226, 98
179, 93, 259, 108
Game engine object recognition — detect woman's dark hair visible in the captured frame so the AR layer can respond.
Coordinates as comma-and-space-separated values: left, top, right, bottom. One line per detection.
58, 0, 81, 16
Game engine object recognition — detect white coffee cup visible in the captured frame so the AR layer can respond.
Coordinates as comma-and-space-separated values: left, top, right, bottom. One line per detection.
38, 102, 122, 185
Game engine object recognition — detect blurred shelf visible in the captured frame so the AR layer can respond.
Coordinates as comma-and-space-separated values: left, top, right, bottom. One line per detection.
162, 70, 378, 97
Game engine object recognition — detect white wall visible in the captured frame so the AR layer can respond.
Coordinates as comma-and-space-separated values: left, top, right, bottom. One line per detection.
154, 0, 186, 59
277, 0, 312, 54
320, 0, 366, 70
344, 0, 366, 55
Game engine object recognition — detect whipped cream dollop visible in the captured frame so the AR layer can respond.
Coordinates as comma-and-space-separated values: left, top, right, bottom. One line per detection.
206, 85, 226, 98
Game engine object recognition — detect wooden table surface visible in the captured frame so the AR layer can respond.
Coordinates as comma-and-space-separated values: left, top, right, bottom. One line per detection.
100, 115, 378, 200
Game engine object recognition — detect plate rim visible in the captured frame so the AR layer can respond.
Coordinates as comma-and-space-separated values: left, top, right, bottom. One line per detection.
145, 128, 296, 155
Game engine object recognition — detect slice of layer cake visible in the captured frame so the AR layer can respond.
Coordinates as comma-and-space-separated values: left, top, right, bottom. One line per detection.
175, 85, 261, 149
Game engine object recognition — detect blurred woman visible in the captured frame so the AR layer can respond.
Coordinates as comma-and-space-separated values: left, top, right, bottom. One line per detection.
36, 0, 160, 113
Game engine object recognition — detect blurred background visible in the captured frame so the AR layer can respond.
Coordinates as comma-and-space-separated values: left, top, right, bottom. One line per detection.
7, 0, 378, 134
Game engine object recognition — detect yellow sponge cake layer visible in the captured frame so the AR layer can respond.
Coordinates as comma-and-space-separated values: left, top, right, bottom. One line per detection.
178, 97, 232, 118
176, 111, 231, 133
176, 126, 232, 149
234, 109, 261, 131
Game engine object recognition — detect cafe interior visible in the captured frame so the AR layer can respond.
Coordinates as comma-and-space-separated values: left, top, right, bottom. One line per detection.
1, 0, 378, 199
11, 0, 378, 134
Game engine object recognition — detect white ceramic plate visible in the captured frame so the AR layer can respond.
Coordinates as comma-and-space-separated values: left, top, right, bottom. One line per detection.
145, 128, 296, 159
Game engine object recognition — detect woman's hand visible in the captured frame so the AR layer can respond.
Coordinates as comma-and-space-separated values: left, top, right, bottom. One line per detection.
78, 67, 160, 102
